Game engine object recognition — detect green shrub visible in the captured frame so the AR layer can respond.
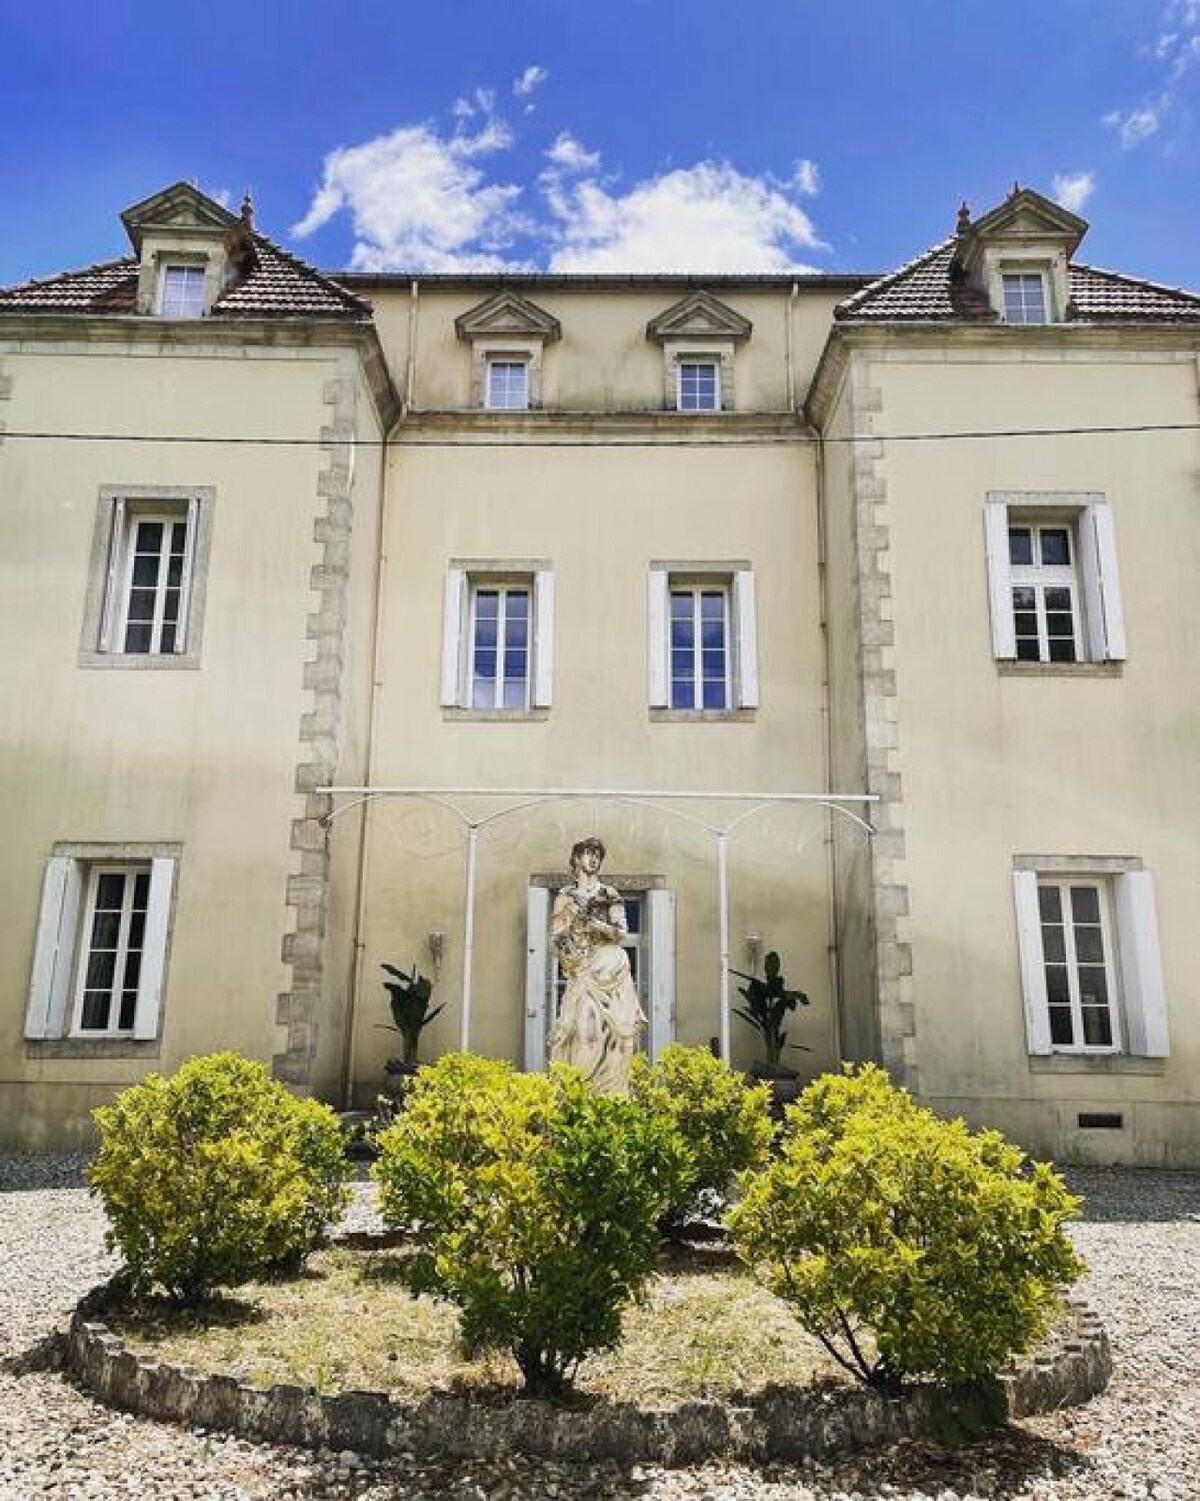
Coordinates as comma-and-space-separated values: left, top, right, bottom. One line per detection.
373, 1053, 690, 1395
630, 1045, 773, 1230
728, 1064, 1083, 1389
89, 1052, 350, 1302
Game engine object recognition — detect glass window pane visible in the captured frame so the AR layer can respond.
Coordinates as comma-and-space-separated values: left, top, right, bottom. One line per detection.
1049, 1006, 1074, 1045
671, 679, 695, 709
1044, 587, 1073, 611
118, 992, 138, 1031
96, 873, 125, 909
1008, 528, 1033, 566
1045, 965, 1070, 1005
1042, 925, 1066, 963
1040, 530, 1071, 566
1077, 966, 1109, 1008
1070, 886, 1100, 923
1038, 885, 1062, 921
1075, 926, 1104, 964
85, 949, 116, 991
1016, 637, 1041, 662
702, 678, 728, 709
80, 992, 110, 1030
1082, 1007, 1113, 1047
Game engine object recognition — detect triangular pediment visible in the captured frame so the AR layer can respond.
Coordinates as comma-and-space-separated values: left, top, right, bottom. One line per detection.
964, 187, 1088, 258
455, 290, 561, 342
646, 290, 752, 344
120, 182, 239, 252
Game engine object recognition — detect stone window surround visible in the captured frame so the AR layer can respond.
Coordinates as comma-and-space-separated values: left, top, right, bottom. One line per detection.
470, 338, 546, 410
135, 237, 227, 318
25, 839, 182, 1060
441, 557, 554, 718
78, 484, 215, 670
984, 249, 1071, 326
660, 339, 736, 412
648, 558, 758, 718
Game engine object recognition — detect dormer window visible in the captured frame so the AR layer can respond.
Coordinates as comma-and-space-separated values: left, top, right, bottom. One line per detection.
485, 356, 530, 411
1002, 272, 1048, 326
647, 291, 751, 414
158, 264, 206, 318
456, 291, 561, 412
676, 359, 721, 412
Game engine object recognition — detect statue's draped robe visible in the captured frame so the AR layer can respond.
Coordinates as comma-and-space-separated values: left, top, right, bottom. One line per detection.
548, 882, 646, 1093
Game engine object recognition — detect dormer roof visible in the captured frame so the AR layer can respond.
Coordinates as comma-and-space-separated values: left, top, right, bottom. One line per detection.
454, 290, 561, 342
646, 289, 752, 344
119, 180, 241, 254
0, 183, 372, 321
836, 186, 1200, 325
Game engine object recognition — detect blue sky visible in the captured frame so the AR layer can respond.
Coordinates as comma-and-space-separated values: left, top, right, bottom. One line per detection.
4, 1, 1199, 287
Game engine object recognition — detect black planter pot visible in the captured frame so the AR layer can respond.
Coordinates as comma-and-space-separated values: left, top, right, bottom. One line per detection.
749, 1064, 802, 1121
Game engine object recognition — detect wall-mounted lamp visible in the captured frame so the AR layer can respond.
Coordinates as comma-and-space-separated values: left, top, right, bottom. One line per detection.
427, 929, 446, 977
745, 932, 764, 974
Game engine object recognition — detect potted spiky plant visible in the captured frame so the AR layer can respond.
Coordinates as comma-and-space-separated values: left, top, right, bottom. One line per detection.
729, 950, 809, 1115
377, 962, 444, 1100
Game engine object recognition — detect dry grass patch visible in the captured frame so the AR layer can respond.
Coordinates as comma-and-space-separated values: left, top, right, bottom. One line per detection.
111, 1244, 841, 1406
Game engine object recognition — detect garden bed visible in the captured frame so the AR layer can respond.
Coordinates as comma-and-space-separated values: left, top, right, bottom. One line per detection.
67, 1236, 1112, 1465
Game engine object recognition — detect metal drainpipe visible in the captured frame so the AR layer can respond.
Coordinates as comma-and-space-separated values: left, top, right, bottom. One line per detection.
813, 419, 846, 1065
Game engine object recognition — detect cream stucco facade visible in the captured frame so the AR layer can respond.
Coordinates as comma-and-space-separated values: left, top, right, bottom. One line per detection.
2, 182, 1197, 1163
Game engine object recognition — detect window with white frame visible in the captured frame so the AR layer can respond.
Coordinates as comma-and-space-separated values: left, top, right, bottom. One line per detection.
158, 264, 206, 318
83, 489, 212, 666
1012, 866, 1168, 1058
647, 566, 758, 711
524, 883, 675, 1071
984, 497, 1125, 664
441, 564, 554, 711
676, 358, 721, 412
1008, 520, 1079, 663
1001, 272, 1048, 325
24, 851, 177, 1044
485, 357, 530, 411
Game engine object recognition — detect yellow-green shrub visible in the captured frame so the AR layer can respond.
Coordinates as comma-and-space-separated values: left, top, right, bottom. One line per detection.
89, 1052, 350, 1302
373, 1053, 690, 1394
630, 1045, 773, 1229
728, 1064, 1083, 1389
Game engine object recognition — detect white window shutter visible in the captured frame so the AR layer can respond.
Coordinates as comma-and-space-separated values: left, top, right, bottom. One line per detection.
1013, 871, 1052, 1055
646, 888, 676, 1060
647, 569, 669, 707
132, 858, 175, 1041
1085, 504, 1126, 661
985, 503, 1017, 659
174, 495, 199, 653
98, 497, 126, 652
732, 570, 759, 708
1115, 872, 1168, 1056
523, 885, 551, 1071
24, 857, 83, 1039
532, 569, 555, 708
440, 567, 467, 707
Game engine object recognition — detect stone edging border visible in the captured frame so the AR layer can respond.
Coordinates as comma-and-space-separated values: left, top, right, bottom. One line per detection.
64, 1259, 1112, 1465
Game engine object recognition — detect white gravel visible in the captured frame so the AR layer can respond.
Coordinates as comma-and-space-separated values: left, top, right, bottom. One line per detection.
1, 1156, 1197, 1500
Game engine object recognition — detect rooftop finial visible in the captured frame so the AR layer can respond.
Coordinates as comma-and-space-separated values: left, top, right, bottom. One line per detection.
1010, 179, 1021, 198
956, 200, 971, 234
240, 190, 254, 229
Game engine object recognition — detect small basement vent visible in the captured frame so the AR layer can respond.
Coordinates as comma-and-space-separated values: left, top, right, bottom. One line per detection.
1077, 1112, 1124, 1130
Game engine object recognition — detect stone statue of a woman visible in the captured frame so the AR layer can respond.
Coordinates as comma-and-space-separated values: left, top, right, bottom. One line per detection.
548, 836, 646, 1093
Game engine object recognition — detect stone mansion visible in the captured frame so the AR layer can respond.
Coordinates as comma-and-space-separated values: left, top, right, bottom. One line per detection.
2, 180, 1197, 1163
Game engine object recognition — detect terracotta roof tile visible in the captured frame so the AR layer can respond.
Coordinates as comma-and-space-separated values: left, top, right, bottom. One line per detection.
836, 242, 1200, 324
0, 235, 371, 321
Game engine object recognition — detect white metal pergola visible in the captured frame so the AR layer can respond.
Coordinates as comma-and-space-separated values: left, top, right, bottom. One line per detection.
325, 784, 876, 1063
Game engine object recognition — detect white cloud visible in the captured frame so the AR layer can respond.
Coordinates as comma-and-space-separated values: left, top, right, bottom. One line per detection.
291, 114, 527, 271
513, 65, 548, 97
1051, 171, 1096, 213
546, 162, 823, 273
1106, 3, 1200, 148
792, 159, 820, 196
545, 132, 601, 174
1104, 106, 1161, 147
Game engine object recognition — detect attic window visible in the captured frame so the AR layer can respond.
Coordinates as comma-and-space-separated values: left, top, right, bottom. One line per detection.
158, 265, 206, 318
1002, 272, 1048, 325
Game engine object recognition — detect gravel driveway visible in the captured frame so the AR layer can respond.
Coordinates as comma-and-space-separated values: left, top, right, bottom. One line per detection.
1, 1156, 1197, 1500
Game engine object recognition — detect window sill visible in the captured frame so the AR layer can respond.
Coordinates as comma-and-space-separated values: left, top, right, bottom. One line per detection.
442, 707, 550, 722
649, 708, 756, 722
26, 1037, 162, 1060
1028, 1053, 1165, 1076
78, 651, 202, 671
997, 661, 1123, 679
